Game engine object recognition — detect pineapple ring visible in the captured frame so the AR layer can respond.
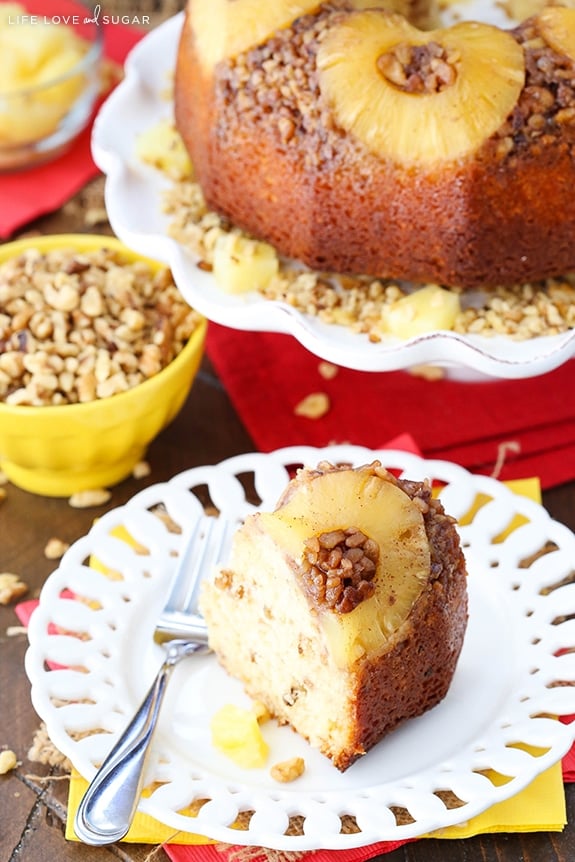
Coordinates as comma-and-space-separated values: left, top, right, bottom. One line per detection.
189, 0, 321, 71
258, 467, 431, 668
316, 10, 525, 166
538, 6, 575, 61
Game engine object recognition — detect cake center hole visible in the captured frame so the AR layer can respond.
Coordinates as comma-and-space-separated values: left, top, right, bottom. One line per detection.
377, 41, 460, 93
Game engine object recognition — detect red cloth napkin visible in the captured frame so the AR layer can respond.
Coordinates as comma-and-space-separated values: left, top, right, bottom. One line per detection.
162, 841, 413, 862
0, 21, 145, 239
206, 325, 575, 490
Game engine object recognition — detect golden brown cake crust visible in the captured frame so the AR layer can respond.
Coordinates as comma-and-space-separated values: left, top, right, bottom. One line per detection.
175, 5, 575, 288
337, 481, 469, 770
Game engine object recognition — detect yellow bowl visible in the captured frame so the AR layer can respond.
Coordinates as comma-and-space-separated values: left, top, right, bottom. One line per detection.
0, 234, 207, 496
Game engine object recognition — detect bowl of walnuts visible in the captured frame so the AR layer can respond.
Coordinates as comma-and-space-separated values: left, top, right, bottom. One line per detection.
0, 233, 207, 496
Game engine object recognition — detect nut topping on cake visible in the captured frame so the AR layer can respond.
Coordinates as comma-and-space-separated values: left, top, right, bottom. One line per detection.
300, 527, 379, 613
377, 40, 459, 94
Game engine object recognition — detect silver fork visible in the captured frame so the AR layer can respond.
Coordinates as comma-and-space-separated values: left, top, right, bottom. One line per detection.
73, 514, 230, 846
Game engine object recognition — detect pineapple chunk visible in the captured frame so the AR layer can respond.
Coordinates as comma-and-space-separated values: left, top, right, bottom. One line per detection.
381, 285, 461, 339
189, 0, 321, 71
211, 704, 270, 768
0, 5, 91, 146
317, 11, 525, 165
0, 3, 25, 24
538, 6, 575, 60
136, 120, 193, 180
213, 233, 279, 294
348, 0, 439, 28
258, 466, 430, 668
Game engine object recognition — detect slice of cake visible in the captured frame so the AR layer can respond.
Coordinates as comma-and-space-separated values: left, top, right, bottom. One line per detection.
200, 461, 468, 771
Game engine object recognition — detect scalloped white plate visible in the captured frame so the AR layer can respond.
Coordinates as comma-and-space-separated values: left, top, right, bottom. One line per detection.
91, 10, 575, 379
26, 446, 575, 850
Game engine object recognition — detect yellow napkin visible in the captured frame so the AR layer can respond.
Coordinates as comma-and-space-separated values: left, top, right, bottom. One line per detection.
66, 476, 568, 844
66, 760, 566, 844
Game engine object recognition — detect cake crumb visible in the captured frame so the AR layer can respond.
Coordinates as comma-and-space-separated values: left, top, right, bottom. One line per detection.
0, 573, 28, 605
270, 756, 305, 783
68, 489, 112, 509
0, 487, 6, 504
252, 701, 272, 723
0, 750, 18, 775
44, 538, 70, 560
294, 392, 330, 419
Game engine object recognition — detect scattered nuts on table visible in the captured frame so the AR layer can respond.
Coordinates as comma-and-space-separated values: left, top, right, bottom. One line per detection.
0, 573, 28, 605
44, 538, 70, 560
294, 392, 330, 419
132, 460, 152, 479
68, 489, 112, 509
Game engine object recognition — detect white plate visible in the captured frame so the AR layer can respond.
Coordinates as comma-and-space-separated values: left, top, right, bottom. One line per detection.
26, 445, 575, 851
91, 10, 575, 379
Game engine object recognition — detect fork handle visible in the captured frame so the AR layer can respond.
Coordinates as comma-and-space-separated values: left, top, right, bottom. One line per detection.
74, 640, 207, 845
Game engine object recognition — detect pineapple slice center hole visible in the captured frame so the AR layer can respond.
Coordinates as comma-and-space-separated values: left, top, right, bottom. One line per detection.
299, 527, 379, 614
376, 40, 460, 94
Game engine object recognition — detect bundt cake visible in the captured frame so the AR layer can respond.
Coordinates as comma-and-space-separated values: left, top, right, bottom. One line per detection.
199, 462, 468, 771
174, 1, 575, 290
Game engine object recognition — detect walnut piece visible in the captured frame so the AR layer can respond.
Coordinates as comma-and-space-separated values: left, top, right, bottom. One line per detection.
132, 460, 151, 479
68, 489, 112, 509
377, 41, 459, 94
294, 392, 330, 419
270, 756, 305, 783
0, 573, 28, 605
44, 538, 70, 560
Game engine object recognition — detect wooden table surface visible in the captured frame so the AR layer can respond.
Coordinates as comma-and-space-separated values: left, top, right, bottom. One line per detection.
2, 117, 575, 862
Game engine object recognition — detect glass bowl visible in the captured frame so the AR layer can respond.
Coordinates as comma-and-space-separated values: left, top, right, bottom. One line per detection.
0, 0, 104, 171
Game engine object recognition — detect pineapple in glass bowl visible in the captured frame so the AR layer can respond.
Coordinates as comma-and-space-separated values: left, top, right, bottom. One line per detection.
0, 0, 103, 171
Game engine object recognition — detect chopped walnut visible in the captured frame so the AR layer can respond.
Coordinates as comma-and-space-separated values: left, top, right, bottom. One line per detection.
294, 392, 330, 419
270, 756, 305, 783
299, 527, 379, 613
0, 246, 201, 406
318, 361, 339, 380
0, 573, 28, 605
44, 538, 70, 560
68, 489, 112, 509
132, 460, 151, 479
377, 41, 460, 94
